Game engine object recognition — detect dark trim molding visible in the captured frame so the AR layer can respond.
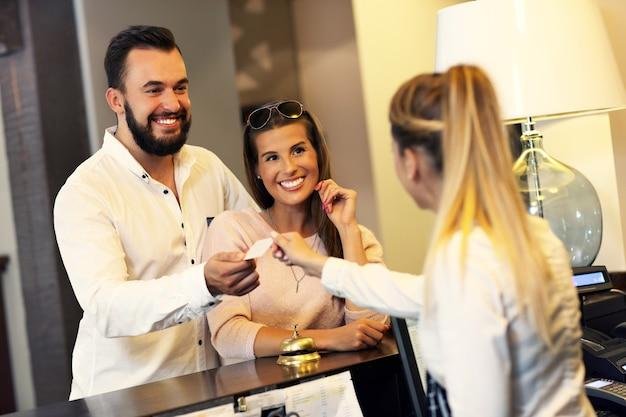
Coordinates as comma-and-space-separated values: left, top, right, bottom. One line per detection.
0, 255, 15, 413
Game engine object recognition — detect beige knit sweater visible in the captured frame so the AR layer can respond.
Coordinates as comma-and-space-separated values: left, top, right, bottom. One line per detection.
202, 207, 385, 364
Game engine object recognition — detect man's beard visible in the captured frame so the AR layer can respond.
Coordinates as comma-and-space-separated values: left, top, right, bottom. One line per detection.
125, 103, 192, 156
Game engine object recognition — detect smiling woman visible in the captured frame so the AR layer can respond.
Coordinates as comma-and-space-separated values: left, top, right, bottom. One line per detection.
202, 100, 389, 364
254, 123, 319, 215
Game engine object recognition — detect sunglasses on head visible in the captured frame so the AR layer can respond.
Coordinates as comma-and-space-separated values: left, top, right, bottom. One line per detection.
246, 100, 304, 130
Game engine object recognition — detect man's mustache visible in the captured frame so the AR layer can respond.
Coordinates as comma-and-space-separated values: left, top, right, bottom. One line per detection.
149, 109, 188, 120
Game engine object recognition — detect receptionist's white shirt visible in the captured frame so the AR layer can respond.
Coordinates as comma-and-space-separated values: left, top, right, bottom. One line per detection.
321, 217, 594, 417
54, 128, 254, 399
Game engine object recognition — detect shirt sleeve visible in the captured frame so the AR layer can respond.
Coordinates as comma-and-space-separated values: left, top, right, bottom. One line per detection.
432, 239, 512, 417
207, 294, 263, 360
344, 225, 388, 323
203, 212, 264, 360
53, 183, 217, 338
216, 156, 258, 212
322, 258, 423, 319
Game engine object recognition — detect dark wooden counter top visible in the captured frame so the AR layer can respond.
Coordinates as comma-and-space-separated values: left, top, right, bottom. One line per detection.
5, 336, 400, 417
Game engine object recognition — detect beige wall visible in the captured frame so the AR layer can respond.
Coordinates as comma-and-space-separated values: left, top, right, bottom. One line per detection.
73, 0, 245, 179
598, 0, 626, 268
291, 0, 379, 235
293, 0, 464, 272
350, 0, 461, 273
537, 0, 626, 270
345, 0, 626, 272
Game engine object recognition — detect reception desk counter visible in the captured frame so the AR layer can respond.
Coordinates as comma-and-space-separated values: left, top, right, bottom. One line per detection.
6, 335, 410, 417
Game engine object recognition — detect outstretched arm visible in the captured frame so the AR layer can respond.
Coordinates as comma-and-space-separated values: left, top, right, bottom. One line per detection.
54, 184, 258, 338
271, 233, 422, 318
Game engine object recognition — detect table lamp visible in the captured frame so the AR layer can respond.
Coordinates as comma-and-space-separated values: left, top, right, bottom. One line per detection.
435, 0, 626, 267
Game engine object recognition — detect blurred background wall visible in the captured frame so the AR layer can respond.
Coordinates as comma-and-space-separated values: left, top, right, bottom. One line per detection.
2, 0, 626, 411
74, 0, 245, 179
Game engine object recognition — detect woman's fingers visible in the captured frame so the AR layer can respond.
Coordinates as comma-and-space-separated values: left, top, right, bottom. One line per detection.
270, 231, 311, 266
317, 179, 337, 203
358, 332, 379, 347
360, 324, 384, 343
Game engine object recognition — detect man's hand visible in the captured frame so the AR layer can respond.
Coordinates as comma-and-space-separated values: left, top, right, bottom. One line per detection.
204, 252, 259, 296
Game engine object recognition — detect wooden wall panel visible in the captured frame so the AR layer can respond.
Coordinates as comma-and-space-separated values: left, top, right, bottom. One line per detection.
0, 0, 90, 405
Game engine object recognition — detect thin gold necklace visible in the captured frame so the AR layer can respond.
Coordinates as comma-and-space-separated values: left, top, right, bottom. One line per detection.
265, 208, 318, 293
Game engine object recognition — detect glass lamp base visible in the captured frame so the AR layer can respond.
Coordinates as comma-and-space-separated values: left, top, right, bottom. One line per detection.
526, 164, 602, 267
514, 149, 602, 267
513, 120, 602, 267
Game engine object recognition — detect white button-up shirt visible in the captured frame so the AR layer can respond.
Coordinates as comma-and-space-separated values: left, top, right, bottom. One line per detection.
54, 128, 254, 399
321, 217, 593, 417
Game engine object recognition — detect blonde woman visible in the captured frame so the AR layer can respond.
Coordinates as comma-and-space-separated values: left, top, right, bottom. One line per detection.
270, 66, 593, 416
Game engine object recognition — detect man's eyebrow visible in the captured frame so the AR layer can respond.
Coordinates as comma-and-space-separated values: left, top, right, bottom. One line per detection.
142, 80, 164, 88
141, 78, 189, 88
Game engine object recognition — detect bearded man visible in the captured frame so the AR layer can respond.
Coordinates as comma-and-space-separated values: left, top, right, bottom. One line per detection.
53, 26, 258, 399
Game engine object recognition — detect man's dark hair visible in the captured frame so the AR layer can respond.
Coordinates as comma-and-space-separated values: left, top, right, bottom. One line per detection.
104, 25, 181, 91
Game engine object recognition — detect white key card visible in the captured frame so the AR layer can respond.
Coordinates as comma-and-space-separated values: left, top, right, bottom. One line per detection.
244, 238, 273, 260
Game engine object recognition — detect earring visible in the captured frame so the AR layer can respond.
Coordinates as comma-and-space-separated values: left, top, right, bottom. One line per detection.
256, 175, 261, 179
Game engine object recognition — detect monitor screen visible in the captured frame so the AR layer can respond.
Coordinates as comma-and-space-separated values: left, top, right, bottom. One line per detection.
572, 265, 612, 294
573, 271, 607, 288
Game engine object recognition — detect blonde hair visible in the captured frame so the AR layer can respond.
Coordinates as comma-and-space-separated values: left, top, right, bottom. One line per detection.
389, 65, 554, 343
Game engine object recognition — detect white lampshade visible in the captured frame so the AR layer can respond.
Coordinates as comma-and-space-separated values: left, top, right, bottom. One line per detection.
435, 0, 626, 123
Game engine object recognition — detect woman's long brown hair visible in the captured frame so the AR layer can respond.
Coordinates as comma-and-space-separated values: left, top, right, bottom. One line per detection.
243, 103, 343, 259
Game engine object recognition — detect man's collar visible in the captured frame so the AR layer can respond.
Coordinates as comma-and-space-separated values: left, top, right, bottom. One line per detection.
101, 126, 196, 184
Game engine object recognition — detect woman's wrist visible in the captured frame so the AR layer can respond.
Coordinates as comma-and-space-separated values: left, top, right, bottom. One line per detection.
302, 253, 328, 277
336, 222, 360, 237
337, 224, 368, 265
302, 328, 333, 351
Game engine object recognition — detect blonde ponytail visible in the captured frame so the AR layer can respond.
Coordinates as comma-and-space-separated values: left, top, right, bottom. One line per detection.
390, 65, 555, 344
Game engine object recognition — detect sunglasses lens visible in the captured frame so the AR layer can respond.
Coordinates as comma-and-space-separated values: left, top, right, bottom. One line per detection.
277, 101, 303, 118
248, 108, 272, 129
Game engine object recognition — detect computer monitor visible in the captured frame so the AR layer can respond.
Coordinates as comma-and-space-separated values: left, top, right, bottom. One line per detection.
391, 317, 427, 417
572, 265, 612, 294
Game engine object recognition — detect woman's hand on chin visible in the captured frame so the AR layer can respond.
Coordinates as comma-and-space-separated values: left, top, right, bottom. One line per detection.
270, 231, 327, 277
316, 179, 358, 231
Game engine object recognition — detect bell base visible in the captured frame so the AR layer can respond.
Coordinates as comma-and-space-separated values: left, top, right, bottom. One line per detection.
276, 351, 320, 367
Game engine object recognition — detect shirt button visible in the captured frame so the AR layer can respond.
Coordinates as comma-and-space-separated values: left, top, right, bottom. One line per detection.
191, 259, 195, 264
198, 340, 203, 346
181, 222, 184, 229
141, 174, 147, 179
163, 190, 169, 195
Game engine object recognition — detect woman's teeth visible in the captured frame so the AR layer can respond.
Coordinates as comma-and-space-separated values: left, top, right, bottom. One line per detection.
280, 177, 304, 190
